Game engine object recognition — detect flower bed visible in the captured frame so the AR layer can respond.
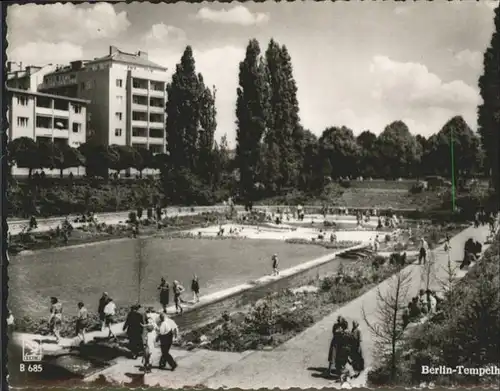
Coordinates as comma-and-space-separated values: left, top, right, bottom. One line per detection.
177, 260, 404, 352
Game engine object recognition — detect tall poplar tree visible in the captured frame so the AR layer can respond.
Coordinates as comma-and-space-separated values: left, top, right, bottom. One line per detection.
198, 82, 217, 181
236, 39, 270, 200
478, 6, 500, 194
166, 46, 203, 172
265, 40, 301, 191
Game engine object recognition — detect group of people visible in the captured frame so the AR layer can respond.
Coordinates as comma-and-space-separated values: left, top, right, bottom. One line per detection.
122, 305, 179, 372
158, 275, 200, 315
402, 289, 441, 328
326, 316, 364, 380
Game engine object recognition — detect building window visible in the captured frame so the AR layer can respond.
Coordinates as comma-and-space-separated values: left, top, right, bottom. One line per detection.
116, 95, 123, 103
115, 128, 122, 137
85, 80, 93, 90
72, 104, 82, 114
16, 96, 29, 106
116, 79, 123, 87
17, 117, 29, 127
72, 123, 82, 133
115, 112, 123, 121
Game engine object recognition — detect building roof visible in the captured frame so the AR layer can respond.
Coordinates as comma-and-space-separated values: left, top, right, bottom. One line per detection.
7, 87, 90, 104
88, 49, 167, 71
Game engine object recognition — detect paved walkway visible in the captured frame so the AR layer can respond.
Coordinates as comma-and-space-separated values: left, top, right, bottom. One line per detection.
77, 224, 491, 388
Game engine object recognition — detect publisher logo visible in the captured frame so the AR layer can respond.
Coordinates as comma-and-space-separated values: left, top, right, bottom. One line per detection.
22, 338, 42, 362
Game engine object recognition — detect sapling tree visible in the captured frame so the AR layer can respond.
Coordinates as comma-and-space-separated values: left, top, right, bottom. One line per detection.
362, 268, 412, 381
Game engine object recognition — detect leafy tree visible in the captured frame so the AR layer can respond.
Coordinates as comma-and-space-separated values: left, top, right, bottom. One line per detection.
79, 143, 118, 179
357, 130, 377, 177
265, 40, 301, 190
134, 148, 154, 177
53, 143, 85, 178
198, 83, 217, 181
478, 6, 500, 194
166, 46, 205, 172
236, 39, 270, 201
36, 138, 56, 172
318, 126, 361, 178
376, 121, 420, 179
8, 137, 40, 178
424, 116, 482, 178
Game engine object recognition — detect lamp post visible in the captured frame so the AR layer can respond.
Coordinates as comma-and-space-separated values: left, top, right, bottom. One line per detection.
451, 128, 456, 212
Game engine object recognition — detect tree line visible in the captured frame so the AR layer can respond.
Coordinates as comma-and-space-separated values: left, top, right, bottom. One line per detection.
234, 39, 487, 202
7, 137, 170, 179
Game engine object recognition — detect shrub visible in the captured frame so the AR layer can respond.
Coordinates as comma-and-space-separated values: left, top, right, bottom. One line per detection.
409, 182, 426, 194
320, 276, 336, 292
128, 211, 137, 224
339, 179, 351, 188
372, 255, 386, 268
385, 234, 391, 243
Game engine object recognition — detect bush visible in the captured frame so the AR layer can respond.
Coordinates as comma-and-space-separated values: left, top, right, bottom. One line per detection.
128, 211, 137, 224
339, 179, 351, 188
372, 255, 386, 268
409, 182, 426, 194
385, 234, 391, 243
320, 276, 336, 292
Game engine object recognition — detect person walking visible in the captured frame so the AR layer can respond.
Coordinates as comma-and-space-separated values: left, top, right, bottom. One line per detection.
143, 321, 156, 373
158, 278, 170, 313
75, 302, 89, 344
418, 238, 429, 265
157, 313, 178, 371
173, 280, 184, 314
123, 304, 144, 359
334, 318, 350, 380
191, 275, 200, 303
98, 292, 109, 331
49, 297, 63, 344
349, 320, 364, 376
325, 316, 344, 376
103, 297, 117, 339
272, 254, 280, 276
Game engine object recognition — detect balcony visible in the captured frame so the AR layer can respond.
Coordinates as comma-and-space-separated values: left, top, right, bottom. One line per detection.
149, 88, 164, 97
132, 103, 148, 112
149, 105, 164, 113
132, 120, 148, 128
148, 121, 164, 129
148, 137, 165, 145
131, 136, 148, 144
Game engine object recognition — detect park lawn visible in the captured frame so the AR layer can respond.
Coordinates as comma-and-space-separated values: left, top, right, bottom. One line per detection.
9, 237, 332, 320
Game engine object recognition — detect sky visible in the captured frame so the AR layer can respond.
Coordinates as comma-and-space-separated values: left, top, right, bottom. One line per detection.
6, 0, 499, 147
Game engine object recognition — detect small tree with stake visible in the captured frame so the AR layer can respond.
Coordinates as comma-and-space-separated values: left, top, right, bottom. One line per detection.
363, 268, 412, 383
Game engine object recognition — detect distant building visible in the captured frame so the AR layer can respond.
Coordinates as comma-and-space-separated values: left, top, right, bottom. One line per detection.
38, 46, 169, 154
7, 87, 89, 176
6, 62, 57, 91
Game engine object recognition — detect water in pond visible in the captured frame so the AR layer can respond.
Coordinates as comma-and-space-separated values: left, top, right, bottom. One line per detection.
9, 237, 335, 319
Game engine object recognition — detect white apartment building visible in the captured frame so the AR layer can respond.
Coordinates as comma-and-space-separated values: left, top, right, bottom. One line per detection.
38, 46, 168, 154
7, 87, 89, 176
